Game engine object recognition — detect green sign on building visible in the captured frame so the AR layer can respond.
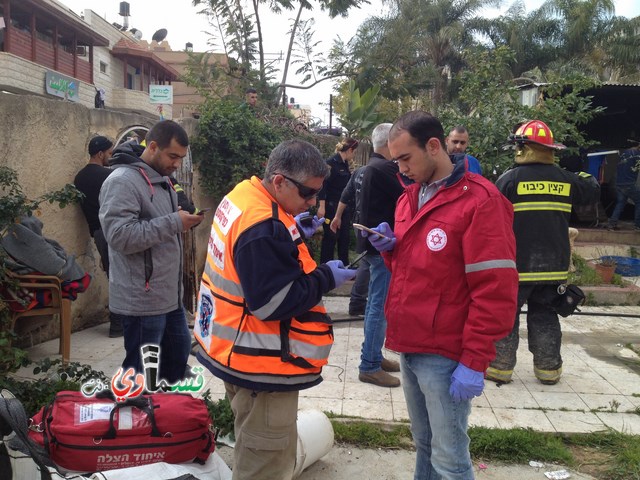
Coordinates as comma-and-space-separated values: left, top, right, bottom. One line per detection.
45, 71, 80, 102
149, 85, 173, 104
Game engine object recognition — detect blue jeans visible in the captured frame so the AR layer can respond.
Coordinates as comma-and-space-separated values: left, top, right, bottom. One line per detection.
116, 307, 191, 384
359, 254, 390, 373
609, 184, 640, 227
349, 254, 371, 313
401, 353, 473, 480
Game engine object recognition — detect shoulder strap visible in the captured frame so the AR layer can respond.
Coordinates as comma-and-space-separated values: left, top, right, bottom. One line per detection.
0, 390, 54, 480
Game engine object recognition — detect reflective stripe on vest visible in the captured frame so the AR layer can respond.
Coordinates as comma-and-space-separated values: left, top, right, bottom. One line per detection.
513, 201, 572, 213
194, 177, 332, 384
519, 271, 568, 282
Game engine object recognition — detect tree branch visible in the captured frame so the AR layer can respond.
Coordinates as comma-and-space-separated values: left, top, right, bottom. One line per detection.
279, 73, 350, 89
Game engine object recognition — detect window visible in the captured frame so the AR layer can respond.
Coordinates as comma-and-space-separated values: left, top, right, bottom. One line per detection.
100, 61, 107, 74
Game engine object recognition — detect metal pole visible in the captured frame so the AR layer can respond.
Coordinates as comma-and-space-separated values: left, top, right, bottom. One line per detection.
329, 94, 333, 132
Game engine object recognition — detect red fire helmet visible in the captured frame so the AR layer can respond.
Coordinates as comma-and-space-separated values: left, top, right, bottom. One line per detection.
510, 120, 566, 150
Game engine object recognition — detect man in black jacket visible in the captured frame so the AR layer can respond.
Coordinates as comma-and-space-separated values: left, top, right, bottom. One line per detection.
487, 120, 600, 385
330, 161, 370, 316
74, 136, 121, 337
357, 123, 406, 388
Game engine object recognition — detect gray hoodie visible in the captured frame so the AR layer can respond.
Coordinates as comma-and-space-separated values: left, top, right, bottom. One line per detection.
99, 142, 183, 316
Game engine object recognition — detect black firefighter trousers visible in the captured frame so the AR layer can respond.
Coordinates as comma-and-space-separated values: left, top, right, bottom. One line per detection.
488, 284, 563, 384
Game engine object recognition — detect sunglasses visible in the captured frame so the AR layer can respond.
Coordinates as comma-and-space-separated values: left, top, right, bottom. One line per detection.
278, 173, 321, 200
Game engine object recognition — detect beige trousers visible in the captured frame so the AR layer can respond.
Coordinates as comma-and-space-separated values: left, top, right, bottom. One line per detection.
225, 383, 299, 480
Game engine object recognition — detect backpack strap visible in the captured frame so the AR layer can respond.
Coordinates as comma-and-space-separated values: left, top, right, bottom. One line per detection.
0, 390, 54, 480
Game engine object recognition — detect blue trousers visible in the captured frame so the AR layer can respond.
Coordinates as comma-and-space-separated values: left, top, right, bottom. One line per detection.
402, 353, 474, 480
115, 307, 191, 384
359, 254, 390, 373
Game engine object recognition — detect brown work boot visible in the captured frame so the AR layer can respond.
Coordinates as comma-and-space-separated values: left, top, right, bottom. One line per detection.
359, 370, 401, 388
381, 357, 400, 372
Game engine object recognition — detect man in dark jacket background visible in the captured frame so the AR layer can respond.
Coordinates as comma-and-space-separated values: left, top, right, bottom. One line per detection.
74, 135, 120, 337
356, 123, 405, 388
330, 160, 369, 316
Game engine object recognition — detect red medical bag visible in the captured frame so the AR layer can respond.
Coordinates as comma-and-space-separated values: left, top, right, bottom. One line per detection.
28, 391, 215, 473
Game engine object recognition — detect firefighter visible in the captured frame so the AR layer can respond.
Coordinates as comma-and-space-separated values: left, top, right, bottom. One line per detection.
486, 120, 600, 385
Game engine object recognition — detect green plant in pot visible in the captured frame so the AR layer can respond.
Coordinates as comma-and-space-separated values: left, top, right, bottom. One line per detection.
595, 255, 617, 284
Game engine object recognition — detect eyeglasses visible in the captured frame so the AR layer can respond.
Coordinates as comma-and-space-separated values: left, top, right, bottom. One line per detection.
277, 173, 321, 200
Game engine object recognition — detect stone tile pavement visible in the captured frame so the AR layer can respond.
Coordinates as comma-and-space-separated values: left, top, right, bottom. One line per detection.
14, 299, 640, 436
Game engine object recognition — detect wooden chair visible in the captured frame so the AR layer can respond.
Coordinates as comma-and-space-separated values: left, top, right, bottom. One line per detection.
5, 273, 71, 363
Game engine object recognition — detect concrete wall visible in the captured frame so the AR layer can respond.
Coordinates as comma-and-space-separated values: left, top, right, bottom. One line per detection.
0, 52, 96, 107
0, 92, 207, 347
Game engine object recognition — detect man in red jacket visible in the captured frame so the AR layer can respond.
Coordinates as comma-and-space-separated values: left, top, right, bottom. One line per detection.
362, 111, 518, 480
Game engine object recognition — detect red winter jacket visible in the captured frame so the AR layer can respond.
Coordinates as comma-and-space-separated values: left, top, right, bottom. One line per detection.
383, 163, 519, 373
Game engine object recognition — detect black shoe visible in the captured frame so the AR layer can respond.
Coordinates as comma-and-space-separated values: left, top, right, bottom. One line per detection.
348, 307, 365, 316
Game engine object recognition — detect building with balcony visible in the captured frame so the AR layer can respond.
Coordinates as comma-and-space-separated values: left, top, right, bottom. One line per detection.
0, 0, 179, 118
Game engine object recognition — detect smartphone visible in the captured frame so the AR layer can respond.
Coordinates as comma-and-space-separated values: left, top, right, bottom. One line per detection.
299, 215, 314, 227
197, 208, 211, 216
352, 223, 390, 240
346, 251, 368, 269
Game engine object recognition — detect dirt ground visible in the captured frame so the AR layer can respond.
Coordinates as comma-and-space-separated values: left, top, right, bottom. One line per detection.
215, 444, 598, 480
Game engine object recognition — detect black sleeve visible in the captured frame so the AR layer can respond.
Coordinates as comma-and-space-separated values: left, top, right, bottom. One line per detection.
359, 162, 404, 228
569, 171, 601, 206
233, 220, 335, 320
339, 172, 357, 207
318, 159, 332, 201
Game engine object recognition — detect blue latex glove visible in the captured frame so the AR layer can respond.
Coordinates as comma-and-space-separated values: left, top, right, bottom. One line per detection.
361, 222, 397, 252
295, 212, 325, 238
449, 364, 485, 402
326, 260, 357, 289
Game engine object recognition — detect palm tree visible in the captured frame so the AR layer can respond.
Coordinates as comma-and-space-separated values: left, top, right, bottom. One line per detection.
538, 0, 616, 78
470, 1, 562, 77
336, 0, 501, 108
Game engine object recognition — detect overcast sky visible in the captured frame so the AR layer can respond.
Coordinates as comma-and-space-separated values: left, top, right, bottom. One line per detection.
59, 0, 640, 123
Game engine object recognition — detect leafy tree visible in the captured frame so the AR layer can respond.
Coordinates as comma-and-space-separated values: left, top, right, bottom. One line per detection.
276, 0, 369, 105
191, 98, 338, 203
332, 0, 499, 108
471, 1, 562, 78
190, 99, 282, 202
337, 80, 385, 137
192, 0, 367, 106
436, 46, 604, 180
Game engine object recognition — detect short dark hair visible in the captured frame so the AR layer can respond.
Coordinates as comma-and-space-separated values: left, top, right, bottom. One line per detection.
146, 120, 189, 149
450, 125, 468, 135
390, 111, 446, 150
245, 88, 257, 94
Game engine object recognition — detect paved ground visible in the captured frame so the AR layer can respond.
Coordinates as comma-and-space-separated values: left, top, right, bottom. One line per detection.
14, 296, 640, 479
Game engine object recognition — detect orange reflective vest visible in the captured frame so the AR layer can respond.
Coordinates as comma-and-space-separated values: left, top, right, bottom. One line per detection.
194, 177, 332, 387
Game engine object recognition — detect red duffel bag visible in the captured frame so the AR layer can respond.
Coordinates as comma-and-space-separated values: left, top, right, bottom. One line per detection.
28, 391, 215, 473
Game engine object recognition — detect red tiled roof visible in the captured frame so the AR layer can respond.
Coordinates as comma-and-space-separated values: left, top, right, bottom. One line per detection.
113, 38, 148, 51
111, 39, 179, 79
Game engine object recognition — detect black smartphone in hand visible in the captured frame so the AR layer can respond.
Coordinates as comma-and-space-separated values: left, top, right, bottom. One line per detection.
299, 215, 314, 227
197, 208, 211, 216
346, 251, 368, 269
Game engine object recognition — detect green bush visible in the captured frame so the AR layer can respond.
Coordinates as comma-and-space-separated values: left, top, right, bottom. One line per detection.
191, 98, 346, 206
0, 359, 107, 416
191, 99, 282, 203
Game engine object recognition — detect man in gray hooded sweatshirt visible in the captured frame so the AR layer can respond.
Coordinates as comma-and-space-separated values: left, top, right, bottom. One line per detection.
99, 120, 203, 384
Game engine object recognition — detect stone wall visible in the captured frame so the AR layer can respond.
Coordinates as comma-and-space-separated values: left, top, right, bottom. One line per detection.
0, 92, 210, 347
